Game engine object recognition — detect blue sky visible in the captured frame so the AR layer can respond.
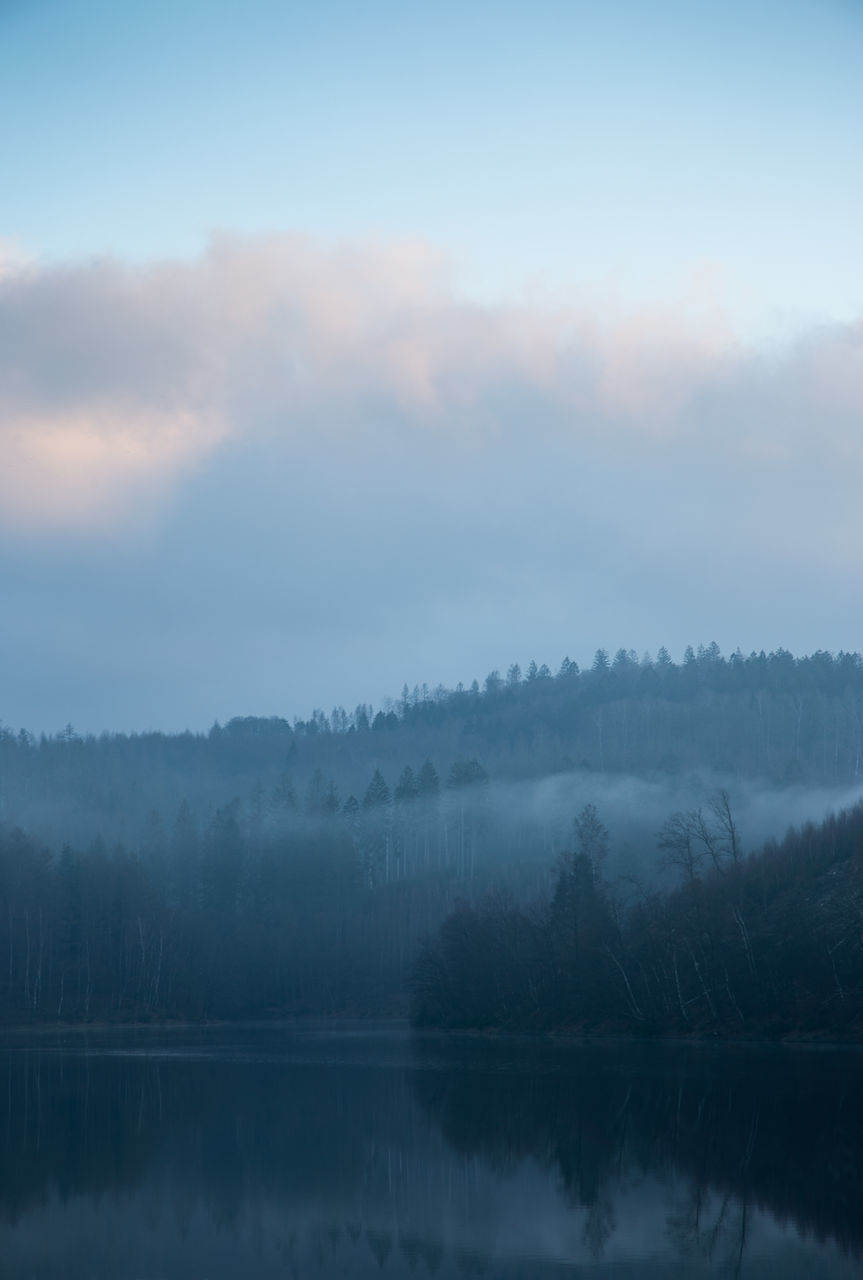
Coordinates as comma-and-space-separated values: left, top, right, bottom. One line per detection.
4, 0, 861, 330
1, 0, 861, 731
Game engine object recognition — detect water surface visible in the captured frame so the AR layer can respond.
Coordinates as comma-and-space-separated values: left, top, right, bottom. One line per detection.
1, 1024, 860, 1277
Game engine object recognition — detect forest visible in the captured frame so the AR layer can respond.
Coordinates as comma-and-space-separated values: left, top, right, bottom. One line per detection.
0, 643, 862, 1031
411, 796, 863, 1037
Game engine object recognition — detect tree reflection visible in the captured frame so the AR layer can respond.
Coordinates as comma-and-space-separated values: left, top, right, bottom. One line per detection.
0, 1033, 860, 1277
409, 1037, 863, 1265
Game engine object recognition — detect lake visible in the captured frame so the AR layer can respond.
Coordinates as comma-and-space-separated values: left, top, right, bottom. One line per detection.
0, 1024, 860, 1277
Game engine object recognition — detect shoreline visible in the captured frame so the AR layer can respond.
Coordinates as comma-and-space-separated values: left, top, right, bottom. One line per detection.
3, 1015, 862, 1051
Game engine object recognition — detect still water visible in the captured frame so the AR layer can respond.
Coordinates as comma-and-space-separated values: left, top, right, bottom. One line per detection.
0, 1024, 860, 1278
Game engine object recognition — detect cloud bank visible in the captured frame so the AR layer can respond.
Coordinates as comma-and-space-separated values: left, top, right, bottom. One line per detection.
1, 233, 861, 731
3, 233, 858, 532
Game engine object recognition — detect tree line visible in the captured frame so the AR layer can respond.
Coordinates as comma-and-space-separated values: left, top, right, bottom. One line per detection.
2, 643, 863, 857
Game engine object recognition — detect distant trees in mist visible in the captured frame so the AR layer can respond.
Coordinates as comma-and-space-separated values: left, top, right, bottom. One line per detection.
3, 643, 863, 859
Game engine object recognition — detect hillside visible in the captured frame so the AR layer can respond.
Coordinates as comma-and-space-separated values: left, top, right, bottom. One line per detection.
2, 645, 862, 857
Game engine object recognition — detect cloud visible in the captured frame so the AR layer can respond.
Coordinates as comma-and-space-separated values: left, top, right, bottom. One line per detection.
0, 233, 860, 733
0, 405, 224, 529
0, 239, 774, 517
0, 236, 30, 280
0, 233, 861, 543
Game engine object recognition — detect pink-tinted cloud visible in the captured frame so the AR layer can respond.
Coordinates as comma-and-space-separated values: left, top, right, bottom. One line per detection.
0, 234, 860, 531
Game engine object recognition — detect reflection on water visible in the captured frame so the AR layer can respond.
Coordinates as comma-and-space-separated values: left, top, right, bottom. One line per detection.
0, 1025, 861, 1277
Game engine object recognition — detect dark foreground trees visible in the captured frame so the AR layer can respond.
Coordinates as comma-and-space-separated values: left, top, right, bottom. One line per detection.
5, 778, 863, 1037
0, 816, 446, 1025
0, 753, 496, 1025
411, 799, 863, 1038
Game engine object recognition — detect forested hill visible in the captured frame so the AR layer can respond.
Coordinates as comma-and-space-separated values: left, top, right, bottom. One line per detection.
2, 644, 863, 1028
2, 646, 863, 856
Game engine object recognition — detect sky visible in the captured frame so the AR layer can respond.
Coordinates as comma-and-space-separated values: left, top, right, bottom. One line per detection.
1, 0, 861, 734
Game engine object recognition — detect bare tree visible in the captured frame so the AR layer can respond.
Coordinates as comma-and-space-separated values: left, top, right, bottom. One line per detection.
658, 790, 742, 882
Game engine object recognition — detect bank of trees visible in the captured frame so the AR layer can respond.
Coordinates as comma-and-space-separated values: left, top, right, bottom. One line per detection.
4, 782, 863, 1034
2, 642, 863, 1030
0, 821, 415, 1023
0, 756, 497, 1025
411, 797, 863, 1038
2, 644, 863, 858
